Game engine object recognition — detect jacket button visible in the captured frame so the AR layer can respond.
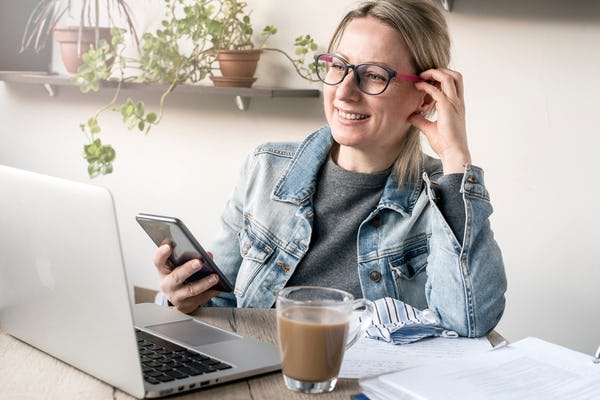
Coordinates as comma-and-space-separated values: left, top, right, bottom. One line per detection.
370, 217, 380, 228
369, 270, 382, 282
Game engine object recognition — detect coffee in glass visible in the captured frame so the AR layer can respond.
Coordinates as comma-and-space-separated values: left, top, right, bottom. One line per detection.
276, 286, 374, 393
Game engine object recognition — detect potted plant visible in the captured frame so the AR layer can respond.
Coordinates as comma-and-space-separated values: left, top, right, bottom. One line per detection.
21, 0, 140, 75
74, 0, 319, 178
208, 0, 263, 87
210, 0, 317, 87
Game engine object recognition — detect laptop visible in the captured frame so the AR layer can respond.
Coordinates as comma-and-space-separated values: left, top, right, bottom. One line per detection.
0, 165, 281, 398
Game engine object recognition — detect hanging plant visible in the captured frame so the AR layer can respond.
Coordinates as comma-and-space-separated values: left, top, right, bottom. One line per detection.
72, 0, 319, 178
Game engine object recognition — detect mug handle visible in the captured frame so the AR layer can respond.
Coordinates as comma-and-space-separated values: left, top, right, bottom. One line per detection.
346, 298, 375, 350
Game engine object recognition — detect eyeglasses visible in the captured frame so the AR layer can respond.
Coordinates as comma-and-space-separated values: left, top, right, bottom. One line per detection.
314, 53, 424, 95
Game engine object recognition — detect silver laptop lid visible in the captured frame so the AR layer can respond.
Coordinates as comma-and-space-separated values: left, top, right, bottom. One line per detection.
0, 165, 145, 398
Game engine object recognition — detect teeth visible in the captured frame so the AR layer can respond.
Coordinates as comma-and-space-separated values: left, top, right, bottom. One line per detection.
338, 110, 368, 120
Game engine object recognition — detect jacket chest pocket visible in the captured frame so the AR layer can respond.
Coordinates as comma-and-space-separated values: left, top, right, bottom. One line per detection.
236, 223, 276, 297
387, 235, 429, 309
388, 235, 429, 279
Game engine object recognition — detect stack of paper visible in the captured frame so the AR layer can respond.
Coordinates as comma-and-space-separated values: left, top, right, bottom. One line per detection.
340, 335, 492, 379
359, 337, 600, 400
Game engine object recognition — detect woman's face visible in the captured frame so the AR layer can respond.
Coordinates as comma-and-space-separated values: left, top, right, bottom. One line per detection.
324, 16, 426, 160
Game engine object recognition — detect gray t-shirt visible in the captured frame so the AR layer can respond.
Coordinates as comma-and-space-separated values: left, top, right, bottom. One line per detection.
285, 156, 467, 299
286, 156, 390, 298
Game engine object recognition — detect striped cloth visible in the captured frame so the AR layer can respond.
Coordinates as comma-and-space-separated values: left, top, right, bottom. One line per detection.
364, 297, 458, 345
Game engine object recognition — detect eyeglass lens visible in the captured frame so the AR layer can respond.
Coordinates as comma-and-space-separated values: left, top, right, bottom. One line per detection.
315, 54, 391, 95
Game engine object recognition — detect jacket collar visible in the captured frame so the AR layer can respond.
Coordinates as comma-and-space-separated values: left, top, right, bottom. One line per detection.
272, 125, 424, 215
379, 166, 424, 216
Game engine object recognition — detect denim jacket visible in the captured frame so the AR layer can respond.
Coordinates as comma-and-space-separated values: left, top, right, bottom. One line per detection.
204, 125, 506, 337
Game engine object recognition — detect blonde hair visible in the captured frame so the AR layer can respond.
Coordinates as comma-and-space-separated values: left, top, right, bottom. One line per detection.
328, 0, 451, 185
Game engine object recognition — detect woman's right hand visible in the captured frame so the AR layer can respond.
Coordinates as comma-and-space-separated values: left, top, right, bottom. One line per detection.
154, 244, 221, 313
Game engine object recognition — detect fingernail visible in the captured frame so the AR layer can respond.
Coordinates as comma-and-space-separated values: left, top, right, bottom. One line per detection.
192, 260, 201, 270
209, 274, 219, 284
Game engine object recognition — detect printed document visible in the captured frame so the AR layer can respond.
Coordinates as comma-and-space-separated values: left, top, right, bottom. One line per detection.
339, 335, 492, 379
360, 337, 600, 400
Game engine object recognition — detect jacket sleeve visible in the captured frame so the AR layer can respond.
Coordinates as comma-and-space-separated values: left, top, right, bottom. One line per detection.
204, 152, 255, 307
424, 164, 507, 337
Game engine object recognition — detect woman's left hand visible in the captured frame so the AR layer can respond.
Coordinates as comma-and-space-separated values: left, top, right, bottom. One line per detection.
408, 68, 471, 173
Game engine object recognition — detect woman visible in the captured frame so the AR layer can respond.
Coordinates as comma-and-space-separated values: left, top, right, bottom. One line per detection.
154, 0, 507, 337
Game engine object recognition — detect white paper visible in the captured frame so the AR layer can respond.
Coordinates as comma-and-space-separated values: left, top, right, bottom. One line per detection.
366, 337, 600, 400
339, 335, 492, 379
360, 376, 419, 400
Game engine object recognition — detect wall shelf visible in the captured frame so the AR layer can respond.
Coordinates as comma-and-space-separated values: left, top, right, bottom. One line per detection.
0, 72, 321, 111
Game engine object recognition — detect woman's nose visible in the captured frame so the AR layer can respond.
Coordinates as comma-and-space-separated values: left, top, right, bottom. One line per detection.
335, 69, 361, 101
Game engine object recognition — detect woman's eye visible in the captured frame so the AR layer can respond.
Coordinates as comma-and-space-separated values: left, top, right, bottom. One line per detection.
331, 62, 345, 71
364, 72, 386, 82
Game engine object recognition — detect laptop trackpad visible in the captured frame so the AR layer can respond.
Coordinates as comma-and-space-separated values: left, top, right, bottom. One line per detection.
148, 319, 238, 347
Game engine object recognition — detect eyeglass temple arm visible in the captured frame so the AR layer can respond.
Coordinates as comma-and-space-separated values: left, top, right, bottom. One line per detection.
395, 72, 425, 83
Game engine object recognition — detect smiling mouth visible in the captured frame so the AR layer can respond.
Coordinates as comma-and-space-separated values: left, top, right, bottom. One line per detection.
338, 109, 369, 121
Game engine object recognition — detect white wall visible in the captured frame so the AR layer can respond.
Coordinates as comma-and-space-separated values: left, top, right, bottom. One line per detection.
447, 0, 600, 356
1, 0, 599, 355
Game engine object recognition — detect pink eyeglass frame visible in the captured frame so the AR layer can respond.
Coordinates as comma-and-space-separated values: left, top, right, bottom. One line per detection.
316, 53, 425, 87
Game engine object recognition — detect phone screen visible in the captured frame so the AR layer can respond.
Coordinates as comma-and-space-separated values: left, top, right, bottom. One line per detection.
136, 214, 234, 292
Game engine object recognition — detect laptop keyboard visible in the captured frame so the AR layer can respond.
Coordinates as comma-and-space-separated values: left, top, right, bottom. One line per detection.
136, 330, 233, 385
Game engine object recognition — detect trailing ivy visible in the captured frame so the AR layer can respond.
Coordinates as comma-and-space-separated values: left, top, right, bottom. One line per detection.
74, 0, 320, 178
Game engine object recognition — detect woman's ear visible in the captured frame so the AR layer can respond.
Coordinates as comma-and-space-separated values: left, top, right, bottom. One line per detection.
417, 92, 435, 114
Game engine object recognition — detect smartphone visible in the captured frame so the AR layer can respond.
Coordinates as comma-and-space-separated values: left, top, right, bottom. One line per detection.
135, 213, 234, 292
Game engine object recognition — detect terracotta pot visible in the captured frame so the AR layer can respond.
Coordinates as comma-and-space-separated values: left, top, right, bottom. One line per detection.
211, 49, 262, 87
53, 26, 112, 75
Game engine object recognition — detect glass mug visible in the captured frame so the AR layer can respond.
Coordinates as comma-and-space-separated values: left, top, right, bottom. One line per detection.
275, 286, 375, 394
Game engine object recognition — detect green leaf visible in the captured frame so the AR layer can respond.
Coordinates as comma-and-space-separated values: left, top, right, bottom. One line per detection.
88, 164, 99, 178
83, 143, 96, 157
135, 102, 144, 116
106, 146, 116, 161
146, 112, 157, 123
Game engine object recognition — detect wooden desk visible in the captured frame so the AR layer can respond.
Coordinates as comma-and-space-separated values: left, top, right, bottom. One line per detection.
0, 307, 506, 399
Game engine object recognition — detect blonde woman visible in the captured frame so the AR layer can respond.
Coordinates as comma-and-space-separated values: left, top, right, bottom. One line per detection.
154, 0, 506, 338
